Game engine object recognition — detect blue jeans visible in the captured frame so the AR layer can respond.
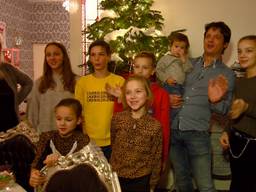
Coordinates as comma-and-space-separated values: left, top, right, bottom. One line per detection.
163, 82, 184, 96
163, 83, 183, 121
170, 129, 216, 192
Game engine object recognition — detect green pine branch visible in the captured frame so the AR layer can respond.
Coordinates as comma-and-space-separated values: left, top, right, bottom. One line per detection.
83, 0, 168, 74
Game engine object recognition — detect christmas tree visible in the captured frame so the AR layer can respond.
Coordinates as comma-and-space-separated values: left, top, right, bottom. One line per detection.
84, 0, 169, 75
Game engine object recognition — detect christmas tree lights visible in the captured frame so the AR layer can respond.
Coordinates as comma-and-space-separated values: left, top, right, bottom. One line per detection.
83, 0, 168, 74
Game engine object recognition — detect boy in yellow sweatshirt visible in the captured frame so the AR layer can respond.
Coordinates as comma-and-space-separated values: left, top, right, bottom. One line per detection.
75, 40, 124, 160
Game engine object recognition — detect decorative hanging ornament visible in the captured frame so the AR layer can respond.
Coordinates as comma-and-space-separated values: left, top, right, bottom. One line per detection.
15, 36, 23, 46
4, 50, 12, 62
111, 53, 123, 62
104, 29, 129, 42
100, 10, 119, 19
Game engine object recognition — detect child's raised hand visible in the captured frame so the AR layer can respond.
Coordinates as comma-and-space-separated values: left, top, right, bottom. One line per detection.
166, 77, 176, 86
105, 83, 122, 98
179, 52, 188, 64
43, 153, 60, 167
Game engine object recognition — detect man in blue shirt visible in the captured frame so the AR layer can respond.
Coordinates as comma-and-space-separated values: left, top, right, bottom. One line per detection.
170, 22, 235, 192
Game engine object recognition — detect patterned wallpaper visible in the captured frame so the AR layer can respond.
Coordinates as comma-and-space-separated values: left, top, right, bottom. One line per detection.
0, 0, 32, 75
0, 0, 70, 78
31, 2, 70, 49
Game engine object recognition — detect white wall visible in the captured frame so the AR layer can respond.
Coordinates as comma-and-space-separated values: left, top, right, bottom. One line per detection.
69, 0, 83, 76
33, 44, 46, 80
152, 0, 256, 66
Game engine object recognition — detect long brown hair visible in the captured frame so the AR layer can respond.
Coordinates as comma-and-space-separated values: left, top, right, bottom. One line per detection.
39, 42, 76, 93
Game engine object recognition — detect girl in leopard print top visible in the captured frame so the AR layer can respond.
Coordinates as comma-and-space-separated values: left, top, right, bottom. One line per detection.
110, 75, 162, 192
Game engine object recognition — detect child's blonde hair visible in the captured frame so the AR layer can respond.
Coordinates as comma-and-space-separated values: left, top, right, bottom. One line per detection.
133, 51, 156, 68
122, 75, 153, 110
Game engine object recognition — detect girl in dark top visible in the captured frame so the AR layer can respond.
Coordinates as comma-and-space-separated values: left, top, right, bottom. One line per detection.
0, 41, 33, 132
220, 35, 256, 191
0, 79, 19, 129
29, 98, 90, 188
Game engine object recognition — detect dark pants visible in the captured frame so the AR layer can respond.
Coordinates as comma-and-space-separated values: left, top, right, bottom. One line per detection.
101, 145, 112, 161
119, 174, 151, 192
229, 128, 256, 192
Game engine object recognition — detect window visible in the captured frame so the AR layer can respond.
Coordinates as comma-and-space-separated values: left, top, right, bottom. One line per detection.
82, 0, 102, 73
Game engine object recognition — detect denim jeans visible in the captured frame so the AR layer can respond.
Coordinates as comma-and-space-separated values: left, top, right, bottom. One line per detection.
163, 82, 184, 121
170, 129, 216, 192
163, 82, 184, 96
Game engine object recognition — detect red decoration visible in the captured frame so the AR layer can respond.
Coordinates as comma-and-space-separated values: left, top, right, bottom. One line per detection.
3, 48, 20, 68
